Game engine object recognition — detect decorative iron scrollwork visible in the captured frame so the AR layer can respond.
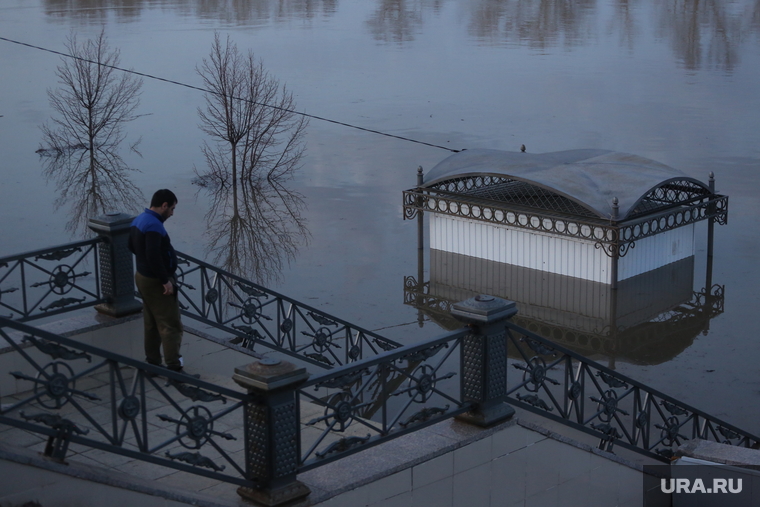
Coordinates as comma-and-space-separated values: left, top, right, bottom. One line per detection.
660, 400, 688, 416
204, 288, 219, 304
305, 353, 333, 366
594, 241, 635, 259
23, 335, 91, 362
118, 396, 141, 421
39, 297, 86, 312
20, 411, 88, 435
35, 247, 82, 262
567, 381, 582, 401
409, 366, 437, 403
402, 342, 448, 363
229, 297, 270, 324
315, 434, 371, 459
302, 327, 340, 353
12, 361, 99, 409
374, 338, 398, 352
168, 379, 227, 404
521, 337, 556, 357
391, 366, 455, 404
718, 426, 740, 441
655, 416, 686, 446
516, 393, 553, 411
165, 451, 225, 472
315, 369, 368, 390
513, 357, 560, 392
399, 405, 449, 427
235, 282, 267, 298
158, 405, 235, 449
0, 285, 18, 299
596, 371, 628, 389
29, 265, 90, 295
307, 392, 358, 432
590, 422, 621, 441
591, 390, 629, 422
307, 312, 337, 327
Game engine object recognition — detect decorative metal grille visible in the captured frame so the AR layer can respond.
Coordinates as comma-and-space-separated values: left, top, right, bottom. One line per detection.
402, 187, 729, 255
0, 317, 251, 487
295, 329, 470, 471
503, 320, 759, 460
0, 239, 105, 321
171, 252, 402, 369
422, 176, 716, 221
463, 180, 599, 219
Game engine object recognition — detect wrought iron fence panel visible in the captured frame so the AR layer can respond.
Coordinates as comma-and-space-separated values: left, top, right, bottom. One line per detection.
0, 239, 105, 321
503, 321, 760, 461
0, 317, 251, 487
296, 329, 470, 471
402, 190, 728, 251
172, 252, 402, 369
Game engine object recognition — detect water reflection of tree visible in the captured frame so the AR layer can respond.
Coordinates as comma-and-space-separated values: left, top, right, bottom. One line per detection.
194, 34, 309, 285
38, 145, 143, 235
43, 0, 338, 25
366, 0, 433, 44
38, 30, 143, 235
43, 0, 144, 23
195, 162, 309, 285
467, 0, 596, 49
655, 0, 746, 72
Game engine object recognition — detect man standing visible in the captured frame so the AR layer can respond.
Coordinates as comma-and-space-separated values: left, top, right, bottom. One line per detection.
128, 189, 185, 373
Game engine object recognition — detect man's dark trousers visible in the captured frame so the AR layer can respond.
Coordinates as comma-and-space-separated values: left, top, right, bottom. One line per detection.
135, 272, 183, 370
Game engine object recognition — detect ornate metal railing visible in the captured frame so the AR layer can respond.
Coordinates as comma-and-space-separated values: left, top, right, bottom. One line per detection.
294, 328, 470, 471
0, 226, 402, 371
402, 188, 729, 257
503, 321, 760, 460
0, 239, 105, 322
172, 251, 402, 369
0, 316, 251, 487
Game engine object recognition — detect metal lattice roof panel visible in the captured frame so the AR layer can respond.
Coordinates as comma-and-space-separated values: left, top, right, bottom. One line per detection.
422, 149, 711, 220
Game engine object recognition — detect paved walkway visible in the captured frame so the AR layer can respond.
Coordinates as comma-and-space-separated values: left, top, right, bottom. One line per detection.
0, 314, 648, 507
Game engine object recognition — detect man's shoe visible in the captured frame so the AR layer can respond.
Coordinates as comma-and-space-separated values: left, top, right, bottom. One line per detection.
144, 362, 163, 378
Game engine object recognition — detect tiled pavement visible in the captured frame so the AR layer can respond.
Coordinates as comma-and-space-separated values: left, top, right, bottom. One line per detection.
0, 315, 648, 507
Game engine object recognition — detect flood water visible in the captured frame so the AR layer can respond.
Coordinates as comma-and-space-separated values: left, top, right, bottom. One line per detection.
1, 0, 760, 432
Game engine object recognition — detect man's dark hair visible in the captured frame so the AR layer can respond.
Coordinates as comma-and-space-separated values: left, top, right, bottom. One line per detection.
150, 189, 178, 208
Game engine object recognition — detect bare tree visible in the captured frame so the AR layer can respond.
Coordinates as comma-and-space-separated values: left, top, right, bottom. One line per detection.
39, 29, 144, 235
195, 33, 309, 284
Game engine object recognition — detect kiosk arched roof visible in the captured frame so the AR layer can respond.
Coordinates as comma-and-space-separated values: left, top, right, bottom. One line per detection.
422, 149, 711, 220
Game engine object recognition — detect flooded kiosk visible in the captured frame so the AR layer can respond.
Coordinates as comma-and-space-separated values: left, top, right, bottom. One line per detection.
403, 149, 729, 366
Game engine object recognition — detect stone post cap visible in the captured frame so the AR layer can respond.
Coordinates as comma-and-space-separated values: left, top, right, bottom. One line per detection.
88, 212, 135, 233
451, 295, 517, 324
233, 357, 309, 392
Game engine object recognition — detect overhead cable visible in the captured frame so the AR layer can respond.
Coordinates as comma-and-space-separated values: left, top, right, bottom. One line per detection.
0, 36, 461, 153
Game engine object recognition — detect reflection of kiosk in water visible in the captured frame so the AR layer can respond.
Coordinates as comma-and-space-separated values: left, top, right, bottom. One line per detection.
402, 149, 728, 366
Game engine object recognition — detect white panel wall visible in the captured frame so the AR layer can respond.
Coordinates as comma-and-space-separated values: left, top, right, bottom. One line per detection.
430, 214, 611, 283
430, 214, 696, 284
618, 224, 694, 280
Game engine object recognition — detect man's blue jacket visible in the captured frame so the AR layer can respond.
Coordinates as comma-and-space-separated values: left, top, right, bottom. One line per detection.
128, 209, 178, 285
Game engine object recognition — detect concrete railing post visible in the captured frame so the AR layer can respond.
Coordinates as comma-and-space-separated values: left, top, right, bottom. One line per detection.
452, 295, 517, 427
87, 213, 142, 317
233, 357, 311, 506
